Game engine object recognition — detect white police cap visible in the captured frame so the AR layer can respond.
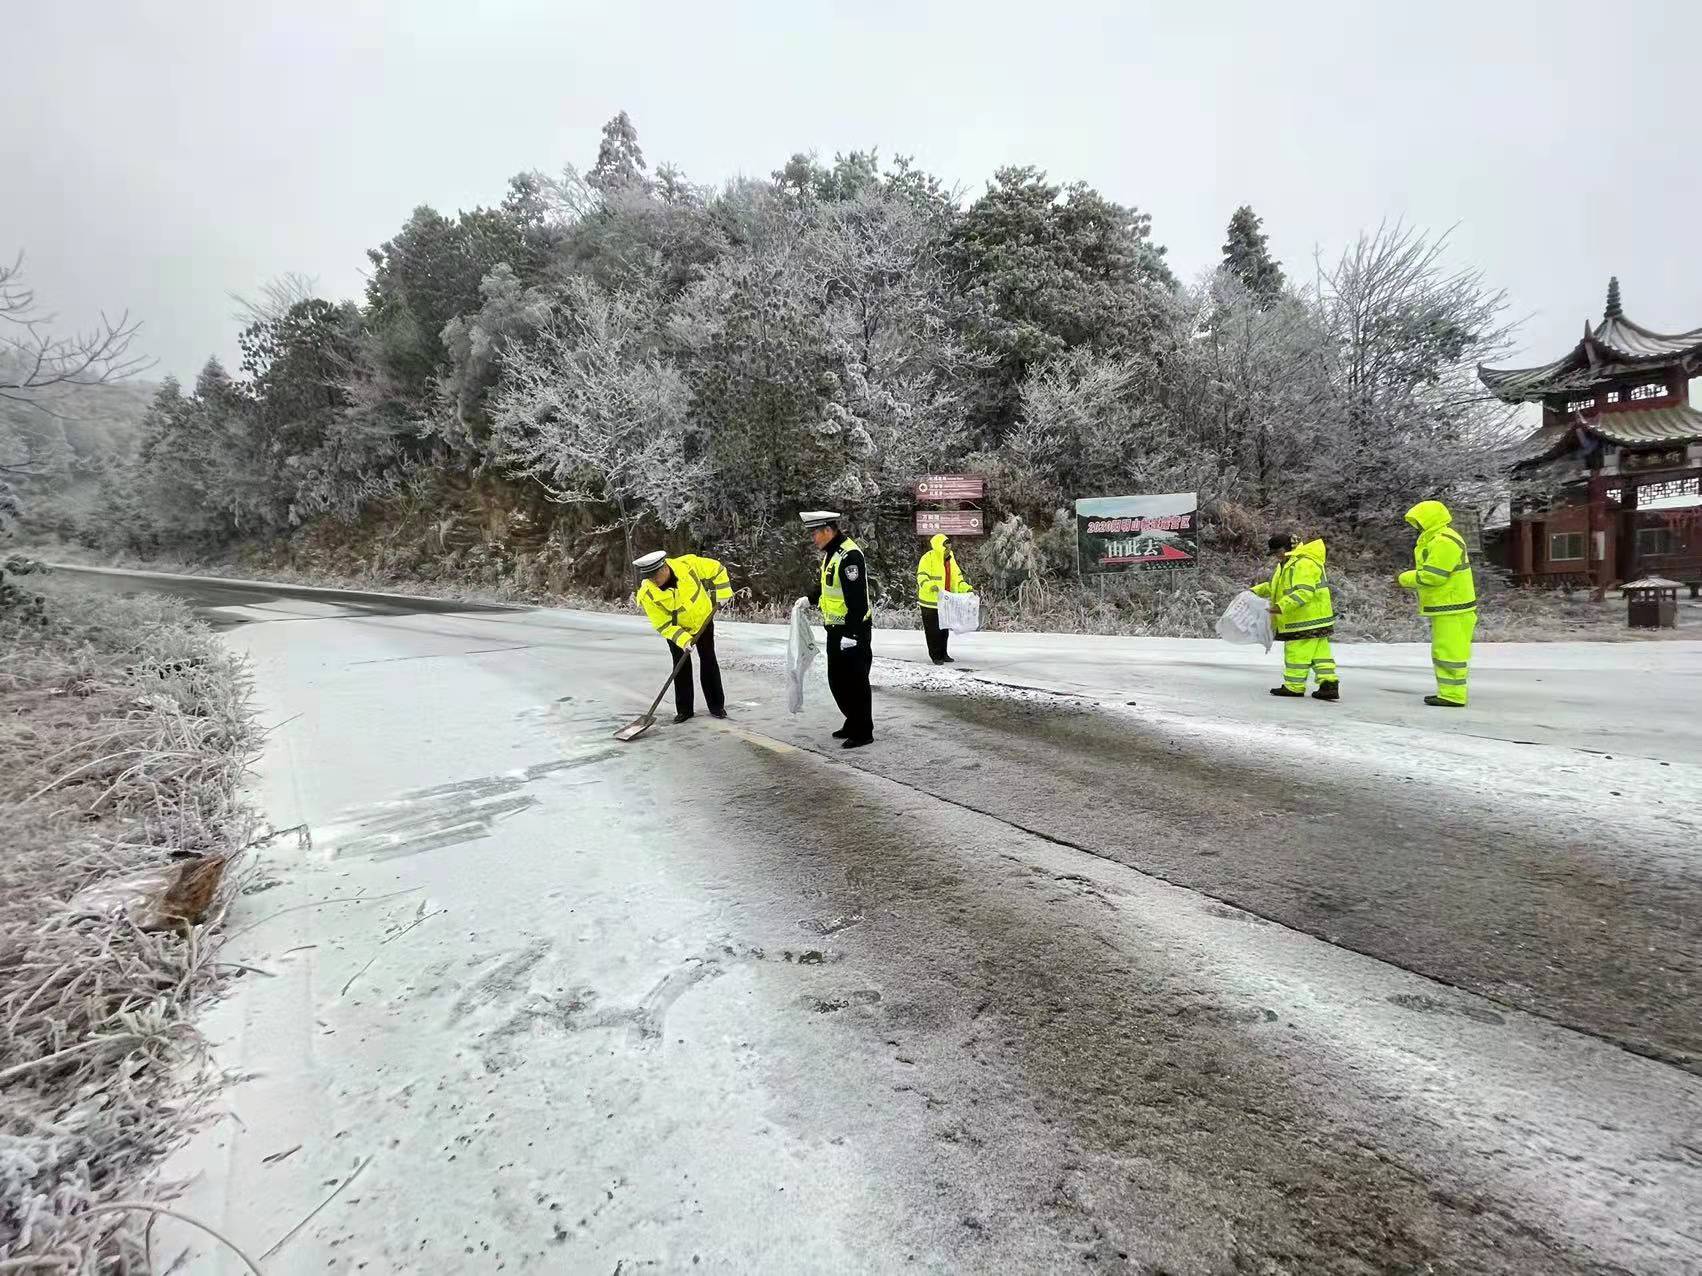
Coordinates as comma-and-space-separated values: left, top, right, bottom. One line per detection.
632, 550, 668, 573
799, 510, 841, 530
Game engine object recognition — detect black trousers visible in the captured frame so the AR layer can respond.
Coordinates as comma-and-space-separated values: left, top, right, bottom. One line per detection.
826, 624, 873, 738
920, 606, 948, 661
667, 620, 724, 717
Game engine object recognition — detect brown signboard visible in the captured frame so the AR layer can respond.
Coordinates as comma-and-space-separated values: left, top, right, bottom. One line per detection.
915, 474, 985, 502
915, 509, 984, 537
1623, 448, 1688, 475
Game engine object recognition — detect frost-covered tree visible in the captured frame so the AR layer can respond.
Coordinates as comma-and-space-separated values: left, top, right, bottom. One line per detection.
671, 188, 835, 555
1, 254, 149, 580
986, 513, 1043, 593
806, 188, 985, 506
128, 362, 249, 544
588, 111, 648, 195
489, 277, 699, 563
1161, 272, 1332, 508
1221, 205, 1285, 307
1307, 222, 1521, 524
946, 166, 1176, 436
772, 148, 883, 204
440, 264, 557, 435
364, 205, 528, 395
1003, 348, 1224, 512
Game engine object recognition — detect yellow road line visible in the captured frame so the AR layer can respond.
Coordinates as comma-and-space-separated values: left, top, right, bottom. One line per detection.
706, 719, 797, 754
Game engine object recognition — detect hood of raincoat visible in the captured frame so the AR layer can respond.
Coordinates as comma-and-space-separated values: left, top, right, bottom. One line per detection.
930, 533, 949, 552
1290, 538, 1326, 566
1405, 500, 1453, 533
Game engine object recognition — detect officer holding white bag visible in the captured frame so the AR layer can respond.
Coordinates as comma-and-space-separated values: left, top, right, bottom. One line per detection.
916, 532, 974, 665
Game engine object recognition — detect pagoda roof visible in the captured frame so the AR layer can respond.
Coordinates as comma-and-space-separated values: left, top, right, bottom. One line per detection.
1510, 404, 1702, 470
1592, 403, 1702, 446
1479, 277, 1702, 402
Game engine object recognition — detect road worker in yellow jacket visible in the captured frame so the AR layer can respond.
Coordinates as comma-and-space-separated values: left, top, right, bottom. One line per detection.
632, 550, 734, 723
1252, 533, 1339, 701
1396, 500, 1476, 708
916, 533, 973, 665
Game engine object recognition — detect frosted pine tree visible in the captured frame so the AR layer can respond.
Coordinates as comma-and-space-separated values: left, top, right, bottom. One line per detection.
987, 513, 1042, 593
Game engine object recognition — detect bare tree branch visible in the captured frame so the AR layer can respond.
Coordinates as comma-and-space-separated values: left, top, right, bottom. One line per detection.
0, 253, 154, 410
229, 271, 321, 326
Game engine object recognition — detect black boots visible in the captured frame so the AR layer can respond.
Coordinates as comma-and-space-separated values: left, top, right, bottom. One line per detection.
1273, 684, 1341, 701
1423, 695, 1464, 708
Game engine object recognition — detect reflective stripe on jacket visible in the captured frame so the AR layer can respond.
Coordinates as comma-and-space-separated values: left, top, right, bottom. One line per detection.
635, 553, 733, 644
917, 533, 972, 607
1251, 538, 1334, 637
821, 537, 871, 625
1397, 501, 1477, 617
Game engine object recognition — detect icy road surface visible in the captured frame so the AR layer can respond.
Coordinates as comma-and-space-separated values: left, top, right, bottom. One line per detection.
53, 567, 1702, 1274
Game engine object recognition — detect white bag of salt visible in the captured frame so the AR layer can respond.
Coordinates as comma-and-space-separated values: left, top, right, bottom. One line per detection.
1216, 589, 1274, 652
785, 597, 820, 714
937, 590, 981, 635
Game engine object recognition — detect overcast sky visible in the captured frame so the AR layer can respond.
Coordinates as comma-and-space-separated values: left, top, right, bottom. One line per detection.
8, 0, 1700, 384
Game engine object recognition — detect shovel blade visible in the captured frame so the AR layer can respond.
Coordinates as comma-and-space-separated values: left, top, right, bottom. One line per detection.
613, 714, 656, 742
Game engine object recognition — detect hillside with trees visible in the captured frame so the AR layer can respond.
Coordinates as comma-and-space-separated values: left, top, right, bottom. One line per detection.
11, 112, 1525, 632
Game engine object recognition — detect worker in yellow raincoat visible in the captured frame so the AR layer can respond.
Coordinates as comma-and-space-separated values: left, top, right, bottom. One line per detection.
632, 549, 734, 722
1396, 500, 1477, 707
1252, 533, 1339, 700
916, 532, 973, 665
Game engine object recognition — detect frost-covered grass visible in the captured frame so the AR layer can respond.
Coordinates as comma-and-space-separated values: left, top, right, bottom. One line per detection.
23, 534, 1693, 644
0, 576, 262, 1270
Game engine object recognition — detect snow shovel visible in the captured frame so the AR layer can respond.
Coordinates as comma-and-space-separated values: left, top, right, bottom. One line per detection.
614, 645, 692, 742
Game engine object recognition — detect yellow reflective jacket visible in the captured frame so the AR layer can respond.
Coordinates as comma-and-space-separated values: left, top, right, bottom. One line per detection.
1251, 538, 1334, 637
1397, 501, 1476, 616
635, 553, 733, 645
916, 534, 972, 607
820, 536, 870, 625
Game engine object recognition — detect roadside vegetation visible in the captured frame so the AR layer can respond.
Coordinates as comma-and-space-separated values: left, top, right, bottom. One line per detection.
0, 573, 262, 1269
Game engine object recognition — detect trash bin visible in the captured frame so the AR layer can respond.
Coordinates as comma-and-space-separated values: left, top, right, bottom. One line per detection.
1623, 577, 1681, 629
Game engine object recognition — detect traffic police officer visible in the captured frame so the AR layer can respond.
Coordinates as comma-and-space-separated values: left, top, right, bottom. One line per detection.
803, 511, 874, 748
632, 549, 734, 722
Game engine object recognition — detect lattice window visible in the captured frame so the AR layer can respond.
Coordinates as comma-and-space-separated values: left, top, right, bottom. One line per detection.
1606, 488, 1623, 504
1548, 532, 1585, 562
1566, 397, 1594, 413
1636, 476, 1702, 505
1606, 390, 1622, 404
1630, 382, 1668, 401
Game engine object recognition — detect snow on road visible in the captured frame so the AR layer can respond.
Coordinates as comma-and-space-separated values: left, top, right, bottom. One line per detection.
50, 569, 1697, 1274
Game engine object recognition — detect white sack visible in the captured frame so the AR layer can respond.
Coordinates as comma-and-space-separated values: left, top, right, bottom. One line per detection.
786, 597, 820, 713
937, 590, 981, 634
1216, 589, 1274, 652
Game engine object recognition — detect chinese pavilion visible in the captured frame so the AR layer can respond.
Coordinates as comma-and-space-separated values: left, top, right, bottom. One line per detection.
1482, 278, 1702, 592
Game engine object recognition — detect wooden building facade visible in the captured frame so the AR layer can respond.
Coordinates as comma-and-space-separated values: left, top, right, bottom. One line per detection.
1482, 279, 1702, 591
